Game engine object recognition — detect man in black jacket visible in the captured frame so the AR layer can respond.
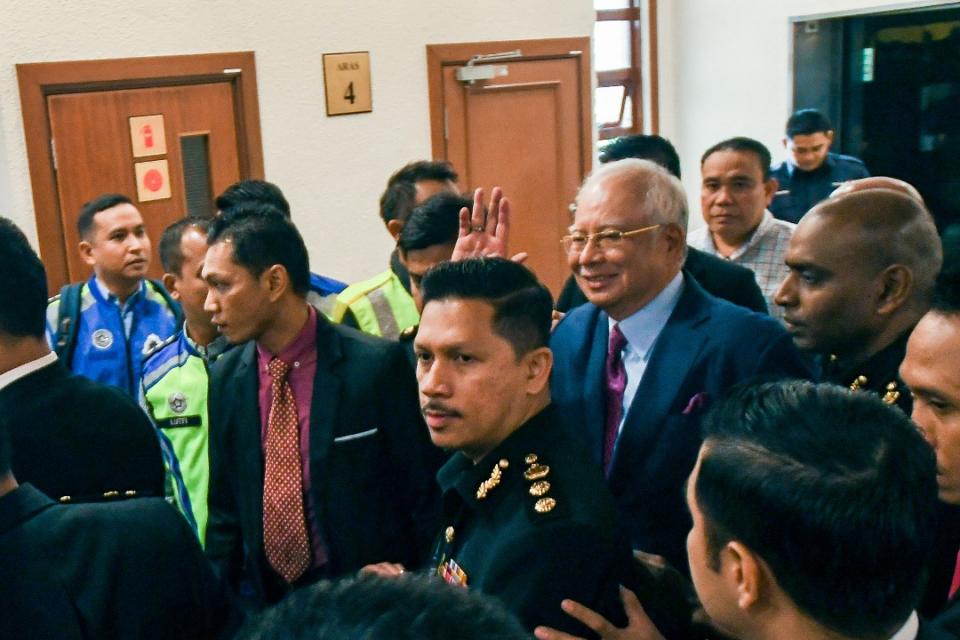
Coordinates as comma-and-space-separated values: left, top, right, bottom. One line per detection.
0, 216, 163, 503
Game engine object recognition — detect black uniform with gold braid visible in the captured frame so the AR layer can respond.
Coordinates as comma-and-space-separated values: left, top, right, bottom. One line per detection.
821, 331, 911, 414
822, 329, 960, 617
430, 404, 632, 637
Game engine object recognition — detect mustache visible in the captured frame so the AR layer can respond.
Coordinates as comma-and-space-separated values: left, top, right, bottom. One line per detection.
421, 400, 462, 418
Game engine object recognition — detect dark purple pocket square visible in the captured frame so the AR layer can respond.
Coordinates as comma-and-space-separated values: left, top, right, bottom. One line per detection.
682, 392, 709, 416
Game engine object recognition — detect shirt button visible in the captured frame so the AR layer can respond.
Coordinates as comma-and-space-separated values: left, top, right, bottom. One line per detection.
293, 361, 300, 368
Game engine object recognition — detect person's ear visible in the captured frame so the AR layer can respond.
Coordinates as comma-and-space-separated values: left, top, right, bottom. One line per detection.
875, 264, 912, 316
782, 137, 790, 150
725, 541, 762, 611
387, 219, 404, 242
262, 264, 290, 302
162, 273, 180, 300
79, 239, 96, 267
523, 347, 553, 395
763, 177, 779, 206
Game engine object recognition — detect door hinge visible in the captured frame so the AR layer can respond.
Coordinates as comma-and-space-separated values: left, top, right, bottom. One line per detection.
50, 137, 57, 172
444, 107, 448, 140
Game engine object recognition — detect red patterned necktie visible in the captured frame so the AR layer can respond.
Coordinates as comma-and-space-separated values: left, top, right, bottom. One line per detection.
262, 357, 311, 584
603, 324, 627, 475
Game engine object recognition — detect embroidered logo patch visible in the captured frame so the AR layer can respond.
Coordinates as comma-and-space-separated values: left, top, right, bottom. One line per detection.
91, 329, 114, 350
142, 333, 163, 355
168, 391, 188, 414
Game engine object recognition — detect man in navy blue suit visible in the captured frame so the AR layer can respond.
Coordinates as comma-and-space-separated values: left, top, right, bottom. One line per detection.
550, 159, 811, 571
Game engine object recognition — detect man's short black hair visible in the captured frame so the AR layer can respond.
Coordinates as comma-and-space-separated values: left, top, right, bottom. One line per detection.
215, 180, 291, 218
0, 217, 48, 339
207, 203, 310, 296
236, 574, 528, 640
786, 108, 834, 138
701, 137, 772, 180
420, 258, 552, 358
397, 193, 470, 254
600, 135, 682, 179
379, 160, 458, 224
77, 193, 133, 240
158, 216, 212, 275
696, 380, 937, 639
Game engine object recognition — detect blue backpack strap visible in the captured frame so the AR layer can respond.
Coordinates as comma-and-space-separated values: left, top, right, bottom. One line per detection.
54, 283, 84, 369
147, 279, 184, 327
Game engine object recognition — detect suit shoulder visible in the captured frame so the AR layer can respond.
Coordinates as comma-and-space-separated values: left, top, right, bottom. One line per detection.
705, 295, 787, 336
552, 303, 599, 340
831, 152, 867, 168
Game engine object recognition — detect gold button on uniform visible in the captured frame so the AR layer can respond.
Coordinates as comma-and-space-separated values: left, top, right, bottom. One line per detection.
534, 497, 557, 513
445, 526, 455, 543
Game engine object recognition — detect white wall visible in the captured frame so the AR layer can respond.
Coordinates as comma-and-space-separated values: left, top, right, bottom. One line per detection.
656, 0, 952, 230
0, 0, 593, 282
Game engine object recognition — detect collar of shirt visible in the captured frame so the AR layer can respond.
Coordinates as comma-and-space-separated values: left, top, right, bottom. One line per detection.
93, 275, 144, 313
256, 304, 318, 373
717, 210, 776, 261
609, 271, 685, 359
0, 352, 58, 392
889, 612, 918, 640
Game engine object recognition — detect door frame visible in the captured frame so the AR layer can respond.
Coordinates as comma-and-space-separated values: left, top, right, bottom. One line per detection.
425, 37, 593, 179
16, 51, 264, 289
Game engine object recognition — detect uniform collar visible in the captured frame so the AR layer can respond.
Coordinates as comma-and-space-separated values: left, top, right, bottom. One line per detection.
90, 275, 145, 310
437, 405, 556, 511
0, 483, 57, 536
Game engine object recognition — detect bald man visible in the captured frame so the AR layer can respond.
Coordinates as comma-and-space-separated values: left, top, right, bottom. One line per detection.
774, 188, 959, 616
775, 189, 940, 412
831, 176, 925, 203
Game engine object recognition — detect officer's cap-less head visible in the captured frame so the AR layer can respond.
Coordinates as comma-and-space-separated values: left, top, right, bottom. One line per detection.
419, 258, 552, 358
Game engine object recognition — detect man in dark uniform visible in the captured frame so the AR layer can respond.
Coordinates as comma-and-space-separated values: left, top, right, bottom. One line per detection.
775, 186, 959, 616
367, 258, 634, 637
775, 187, 941, 413
770, 109, 870, 224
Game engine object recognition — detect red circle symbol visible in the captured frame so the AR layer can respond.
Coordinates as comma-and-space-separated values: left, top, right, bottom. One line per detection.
143, 169, 163, 192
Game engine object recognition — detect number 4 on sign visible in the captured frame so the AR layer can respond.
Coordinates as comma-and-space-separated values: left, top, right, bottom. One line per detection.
344, 82, 356, 104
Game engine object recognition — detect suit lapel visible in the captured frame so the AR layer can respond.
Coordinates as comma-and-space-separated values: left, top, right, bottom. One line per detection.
307, 319, 344, 507
582, 307, 609, 460
611, 281, 711, 476
234, 342, 265, 551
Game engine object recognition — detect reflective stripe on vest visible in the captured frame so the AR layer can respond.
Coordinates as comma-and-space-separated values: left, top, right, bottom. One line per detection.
333, 269, 419, 339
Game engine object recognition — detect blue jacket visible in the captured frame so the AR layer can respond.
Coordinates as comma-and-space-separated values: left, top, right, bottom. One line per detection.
46, 276, 180, 397
770, 152, 870, 223
550, 275, 811, 569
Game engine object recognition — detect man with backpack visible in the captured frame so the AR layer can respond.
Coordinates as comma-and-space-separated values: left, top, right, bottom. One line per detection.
46, 194, 182, 397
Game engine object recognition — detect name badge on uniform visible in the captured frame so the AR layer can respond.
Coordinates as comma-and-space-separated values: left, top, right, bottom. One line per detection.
437, 556, 468, 587
155, 415, 202, 429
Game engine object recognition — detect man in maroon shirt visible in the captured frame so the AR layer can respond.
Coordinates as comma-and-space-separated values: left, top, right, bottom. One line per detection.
202, 203, 441, 608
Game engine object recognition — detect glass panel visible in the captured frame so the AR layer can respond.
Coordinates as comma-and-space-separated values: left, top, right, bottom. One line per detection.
595, 85, 625, 126
593, 20, 632, 71
180, 134, 213, 217
594, 0, 630, 8
621, 93, 634, 129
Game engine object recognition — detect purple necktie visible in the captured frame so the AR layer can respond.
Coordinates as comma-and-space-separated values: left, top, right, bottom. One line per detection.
603, 324, 627, 475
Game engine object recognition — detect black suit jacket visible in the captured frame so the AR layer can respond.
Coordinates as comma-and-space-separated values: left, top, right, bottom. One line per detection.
206, 315, 442, 605
551, 276, 811, 569
0, 359, 164, 502
556, 247, 768, 314
0, 484, 230, 639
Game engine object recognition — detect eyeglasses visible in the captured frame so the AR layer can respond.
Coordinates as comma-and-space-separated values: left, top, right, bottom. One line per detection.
560, 224, 662, 254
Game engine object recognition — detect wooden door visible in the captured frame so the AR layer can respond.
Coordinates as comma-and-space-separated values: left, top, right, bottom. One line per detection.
17, 52, 263, 292
48, 83, 240, 283
428, 38, 592, 296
